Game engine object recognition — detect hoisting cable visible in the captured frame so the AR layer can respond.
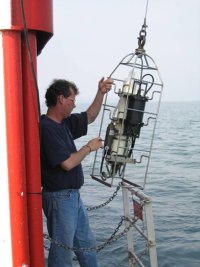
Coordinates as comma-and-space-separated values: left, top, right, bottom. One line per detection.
136, 0, 149, 53
144, 0, 149, 20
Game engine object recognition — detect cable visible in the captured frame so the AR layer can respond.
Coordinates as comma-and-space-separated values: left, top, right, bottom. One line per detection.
19, 0, 41, 121
19, 0, 42, 196
144, 0, 149, 21
136, 0, 150, 52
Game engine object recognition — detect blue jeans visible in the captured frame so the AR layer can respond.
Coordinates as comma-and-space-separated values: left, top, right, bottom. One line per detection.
42, 189, 99, 267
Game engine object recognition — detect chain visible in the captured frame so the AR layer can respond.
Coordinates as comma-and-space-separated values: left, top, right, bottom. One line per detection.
86, 182, 122, 211
129, 245, 148, 266
43, 182, 123, 254
136, 19, 147, 53
96, 216, 134, 252
44, 216, 137, 254
137, 0, 149, 53
43, 181, 147, 264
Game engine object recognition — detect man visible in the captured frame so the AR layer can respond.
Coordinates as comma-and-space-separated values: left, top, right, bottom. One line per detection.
41, 77, 112, 267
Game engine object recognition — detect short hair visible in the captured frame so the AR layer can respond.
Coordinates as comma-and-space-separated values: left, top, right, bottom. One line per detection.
45, 79, 79, 107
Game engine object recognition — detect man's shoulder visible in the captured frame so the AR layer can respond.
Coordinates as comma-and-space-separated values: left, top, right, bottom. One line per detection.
40, 115, 61, 134
67, 111, 87, 121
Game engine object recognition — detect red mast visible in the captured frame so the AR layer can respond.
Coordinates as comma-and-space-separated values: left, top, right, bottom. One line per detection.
0, 1, 53, 266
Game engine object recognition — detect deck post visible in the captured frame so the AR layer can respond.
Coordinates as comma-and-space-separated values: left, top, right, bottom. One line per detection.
144, 197, 158, 267
122, 185, 135, 267
122, 182, 158, 267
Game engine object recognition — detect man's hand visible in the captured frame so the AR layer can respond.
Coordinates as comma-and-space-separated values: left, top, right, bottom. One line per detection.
87, 137, 103, 152
98, 77, 113, 94
86, 77, 113, 124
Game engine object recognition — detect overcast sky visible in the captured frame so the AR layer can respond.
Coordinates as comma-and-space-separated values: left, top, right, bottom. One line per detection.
38, 0, 200, 107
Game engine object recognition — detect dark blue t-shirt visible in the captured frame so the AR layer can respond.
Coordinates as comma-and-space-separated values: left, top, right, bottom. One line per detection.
40, 112, 88, 191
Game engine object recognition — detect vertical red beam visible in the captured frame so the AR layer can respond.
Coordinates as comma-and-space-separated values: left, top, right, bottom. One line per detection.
0, 1, 52, 265
22, 31, 45, 267
3, 30, 30, 266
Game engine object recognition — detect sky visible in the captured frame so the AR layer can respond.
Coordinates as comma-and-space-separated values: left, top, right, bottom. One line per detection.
37, 0, 200, 107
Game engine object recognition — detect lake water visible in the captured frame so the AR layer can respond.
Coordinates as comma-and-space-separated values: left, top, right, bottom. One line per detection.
43, 101, 200, 267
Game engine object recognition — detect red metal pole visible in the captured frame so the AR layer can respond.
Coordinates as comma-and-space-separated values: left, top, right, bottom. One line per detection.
22, 31, 45, 267
0, 1, 53, 265
3, 30, 30, 267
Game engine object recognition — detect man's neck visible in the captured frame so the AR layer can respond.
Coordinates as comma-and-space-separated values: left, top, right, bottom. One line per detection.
46, 108, 63, 123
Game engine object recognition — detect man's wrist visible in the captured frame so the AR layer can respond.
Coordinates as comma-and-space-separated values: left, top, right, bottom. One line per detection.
84, 144, 92, 153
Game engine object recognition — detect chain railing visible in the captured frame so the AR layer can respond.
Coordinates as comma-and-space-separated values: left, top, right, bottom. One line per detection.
43, 182, 152, 266
43, 216, 137, 254
43, 183, 126, 253
86, 182, 122, 211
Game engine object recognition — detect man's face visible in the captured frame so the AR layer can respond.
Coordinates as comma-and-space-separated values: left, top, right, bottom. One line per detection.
60, 90, 76, 118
